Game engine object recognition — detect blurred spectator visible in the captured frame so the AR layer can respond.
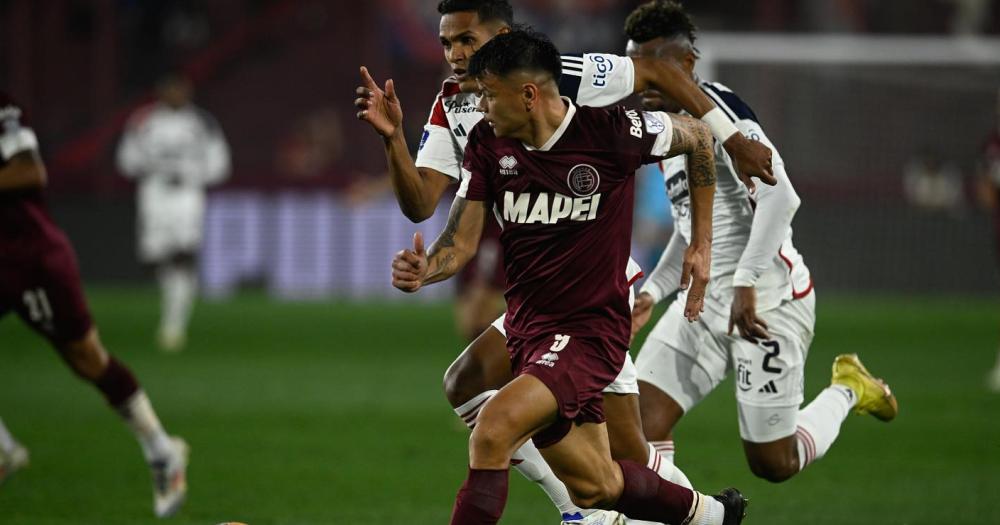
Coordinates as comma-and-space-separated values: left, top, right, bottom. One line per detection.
116, 74, 231, 351
903, 151, 965, 212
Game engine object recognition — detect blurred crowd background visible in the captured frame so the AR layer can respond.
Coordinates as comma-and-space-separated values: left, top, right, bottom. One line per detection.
3, 0, 1000, 298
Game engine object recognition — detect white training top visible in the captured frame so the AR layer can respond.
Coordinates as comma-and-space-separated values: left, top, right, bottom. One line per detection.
640, 81, 812, 314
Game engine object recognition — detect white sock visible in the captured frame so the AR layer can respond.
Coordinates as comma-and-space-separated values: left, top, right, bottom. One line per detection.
454, 390, 584, 518
158, 266, 197, 339
687, 491, 726, 525
119, 391, 173, 461
650, 439, 675, 464
0, 417, 18, 453
646, 442, 692, 489
795, 384, 856, 469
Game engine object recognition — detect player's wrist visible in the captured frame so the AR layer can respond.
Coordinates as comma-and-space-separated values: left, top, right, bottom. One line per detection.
701, 107, 739, 144
639, 285, 662, 304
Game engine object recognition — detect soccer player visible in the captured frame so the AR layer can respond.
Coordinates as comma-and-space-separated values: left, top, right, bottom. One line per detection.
624, 0, 899, 483
356, 1, 773, 522
0, 92, 189, 517
391, 29, 746, 525
116, 74, 231, 351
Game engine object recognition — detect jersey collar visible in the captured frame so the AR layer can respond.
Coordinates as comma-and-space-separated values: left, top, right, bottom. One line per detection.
522, 97, 575, 152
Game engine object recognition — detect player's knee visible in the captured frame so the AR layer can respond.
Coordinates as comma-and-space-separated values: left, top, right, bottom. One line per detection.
747, 454, 798, 483
468, 409, 519, 460
442, 355, 485, 408
59, 329, 108, 380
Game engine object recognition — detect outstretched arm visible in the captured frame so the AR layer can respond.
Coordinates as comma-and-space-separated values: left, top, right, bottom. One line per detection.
662, 113, 716, 320
631, 57, 775, 190
0, 150, 46, 192
391, 196, 486, 293
355, 66, 453, 223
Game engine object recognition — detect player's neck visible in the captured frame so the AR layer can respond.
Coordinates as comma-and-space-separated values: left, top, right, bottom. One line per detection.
520, 97, 569, 149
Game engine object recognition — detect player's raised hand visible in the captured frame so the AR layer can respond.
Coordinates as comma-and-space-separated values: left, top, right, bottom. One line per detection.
391, 232, 428, 293
680, 241, 710, 322
723, 133, 776, 193
728, 286, 770, 343
356, 66, 403, 139
630, 291, 656, 344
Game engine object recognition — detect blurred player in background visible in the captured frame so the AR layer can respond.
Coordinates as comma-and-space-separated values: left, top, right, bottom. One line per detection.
116, 74, 231, 351
979, 89, 1000, 391
357, 1, 774, 523
0, 91, 188, 517
391, 29, 747, 525
625, 0, 898, 483
0, 417, 28, 484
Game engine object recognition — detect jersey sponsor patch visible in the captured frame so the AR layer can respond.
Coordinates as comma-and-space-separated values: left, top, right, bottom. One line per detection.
643, 111, 665, 134
587, 54, 615, 88
624, 109, 643, 138
502, 191, 601, 224
567, 164, 600, 196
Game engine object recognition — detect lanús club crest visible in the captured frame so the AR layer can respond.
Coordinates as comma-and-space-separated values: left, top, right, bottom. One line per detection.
567, 164, 600, 196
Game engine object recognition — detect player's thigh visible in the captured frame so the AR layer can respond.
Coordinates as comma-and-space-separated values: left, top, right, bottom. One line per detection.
538, 421, 621, 506
636, 301, 728, 416
603, 392, 648, 464
732, 296, 816, 443
442, 317, 513, 406
10, 244, 93, 347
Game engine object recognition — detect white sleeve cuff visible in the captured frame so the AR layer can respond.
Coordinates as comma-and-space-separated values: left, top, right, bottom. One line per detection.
700, 107, 739, 144
639, 281, 665, 304
732, 268, 758, 288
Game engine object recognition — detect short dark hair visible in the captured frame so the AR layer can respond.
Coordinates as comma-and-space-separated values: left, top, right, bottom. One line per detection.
468, 29, 562, 82
624, 0, 698, 45
437, 0, 514, 26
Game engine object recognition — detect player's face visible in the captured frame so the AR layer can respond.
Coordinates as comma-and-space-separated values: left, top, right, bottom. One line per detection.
475, 73, 529, 139
626, 36, 696, 113
440, 12, 506, 92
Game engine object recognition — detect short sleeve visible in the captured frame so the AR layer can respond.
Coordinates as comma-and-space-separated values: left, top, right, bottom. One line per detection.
558, 53, 635, 108
606, 106, 672, 171
0, 95, 39, 161
457, 129, 491, 202
414, 95, 463, 181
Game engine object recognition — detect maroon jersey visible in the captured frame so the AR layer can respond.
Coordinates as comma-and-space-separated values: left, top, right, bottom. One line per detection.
459, 101, 672, 349
0, 92, 68, 260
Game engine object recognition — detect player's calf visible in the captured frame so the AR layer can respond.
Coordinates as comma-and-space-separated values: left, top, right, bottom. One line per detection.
742, 436, 800, 483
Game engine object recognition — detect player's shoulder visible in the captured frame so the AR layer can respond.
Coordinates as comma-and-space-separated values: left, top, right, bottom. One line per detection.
466, 118, 499, 155
699, 81, 759, 124
124, 102, 160, 129
436, 76, 468, 101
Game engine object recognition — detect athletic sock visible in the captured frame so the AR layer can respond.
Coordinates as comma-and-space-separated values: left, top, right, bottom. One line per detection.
614, 460, 726, 525
650, 439, 676, 464
0, 417, 18, 454
450, 467, 509, 525
795, 384, 856, 469
119, 390, 174, 461
158, 266, 197, 340
454, 391, 584, 518
646, 442, 692, 489
95, 356, 140, 406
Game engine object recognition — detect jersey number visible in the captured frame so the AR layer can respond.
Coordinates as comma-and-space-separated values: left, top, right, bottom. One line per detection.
761, 340, 782, 374
22, 288, 53, 323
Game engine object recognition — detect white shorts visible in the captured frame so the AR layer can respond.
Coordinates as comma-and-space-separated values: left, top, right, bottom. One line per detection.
138, 185, 205, 262
489, 285, 640, 395
635, 291, 816, 442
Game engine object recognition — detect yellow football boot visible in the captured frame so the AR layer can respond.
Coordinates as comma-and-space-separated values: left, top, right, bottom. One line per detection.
831, 353, 898, 421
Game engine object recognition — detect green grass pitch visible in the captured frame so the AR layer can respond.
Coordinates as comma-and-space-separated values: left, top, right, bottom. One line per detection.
1, 288, 999, 524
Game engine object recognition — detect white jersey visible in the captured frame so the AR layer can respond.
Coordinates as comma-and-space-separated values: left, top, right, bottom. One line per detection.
414, 53, 643, 282
641, 81, 812, 314
116, 102, 231, 260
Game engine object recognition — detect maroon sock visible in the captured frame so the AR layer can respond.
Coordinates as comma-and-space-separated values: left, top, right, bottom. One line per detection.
94, 356, 140, 407
613, 460, 695, 525
450, 468, 509, 525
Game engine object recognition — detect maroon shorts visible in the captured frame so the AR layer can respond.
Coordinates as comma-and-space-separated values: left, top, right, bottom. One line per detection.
509, 332, 627, 448
0, 237, 93, 345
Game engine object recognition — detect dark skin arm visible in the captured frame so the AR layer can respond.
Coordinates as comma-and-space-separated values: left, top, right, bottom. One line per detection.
355, 67, 453, 223
391, 196, 487, 293
0, 150, 47, 192
664, 113, 716, 321
632, 57, 776, 190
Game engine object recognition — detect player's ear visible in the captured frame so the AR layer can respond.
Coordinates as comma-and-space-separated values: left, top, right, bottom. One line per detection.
495, 24, 511, 36
521, 83, 538, 111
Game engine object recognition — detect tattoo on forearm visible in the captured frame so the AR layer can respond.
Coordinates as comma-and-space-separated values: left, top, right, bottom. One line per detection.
435, 197, 467, 249
668, 115, 716, 189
